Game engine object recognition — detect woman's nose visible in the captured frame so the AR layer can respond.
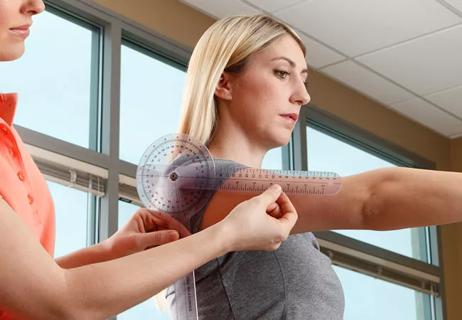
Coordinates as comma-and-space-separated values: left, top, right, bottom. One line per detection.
22, 0, 46, 16
290, 81, 311, 106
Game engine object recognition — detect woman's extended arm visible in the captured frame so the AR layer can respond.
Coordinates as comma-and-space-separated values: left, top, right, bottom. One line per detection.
0, 185, 297, 320
201, 167, 462, 233
289, 167, 462, 232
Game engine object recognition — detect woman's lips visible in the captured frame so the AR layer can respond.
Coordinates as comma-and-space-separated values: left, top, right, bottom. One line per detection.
280, 113, 298, 122
9, 25, 31, 38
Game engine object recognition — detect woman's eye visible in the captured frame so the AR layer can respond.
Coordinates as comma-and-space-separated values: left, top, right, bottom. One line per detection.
274, 70, 290, 79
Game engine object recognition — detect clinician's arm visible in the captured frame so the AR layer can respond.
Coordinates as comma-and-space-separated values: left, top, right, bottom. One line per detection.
0, 185, 297, 320
201, 167, 462, 233
56, 210, 190, 268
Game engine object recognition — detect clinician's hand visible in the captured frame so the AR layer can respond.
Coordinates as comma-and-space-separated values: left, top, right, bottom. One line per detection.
220, 184, 298, 252
103, 209, 190, 259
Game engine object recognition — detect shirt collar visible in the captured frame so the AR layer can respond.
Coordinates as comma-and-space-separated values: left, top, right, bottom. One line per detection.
0, 93, 18, 126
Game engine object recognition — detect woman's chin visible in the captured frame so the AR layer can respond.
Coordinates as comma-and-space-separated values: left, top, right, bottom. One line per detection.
265, 135, 291, 149
0, 45, 25, 61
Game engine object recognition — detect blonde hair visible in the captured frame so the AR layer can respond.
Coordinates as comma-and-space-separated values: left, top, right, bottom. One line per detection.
178, 15, 305, 145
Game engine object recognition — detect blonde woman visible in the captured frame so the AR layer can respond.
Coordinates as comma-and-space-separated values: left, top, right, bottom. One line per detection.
0, 2, 299, 319
172, 14, 462, 319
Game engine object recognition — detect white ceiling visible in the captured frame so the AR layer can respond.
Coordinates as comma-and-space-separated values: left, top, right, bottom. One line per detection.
180, 0, 462, 138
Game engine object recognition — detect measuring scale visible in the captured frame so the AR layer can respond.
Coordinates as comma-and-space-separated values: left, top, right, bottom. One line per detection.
136, 134, 342, 320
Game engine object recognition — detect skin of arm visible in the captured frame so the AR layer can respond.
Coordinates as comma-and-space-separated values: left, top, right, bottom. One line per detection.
200, 167, 462, 233
56, 210, 190, 269
0, 184, 296, 320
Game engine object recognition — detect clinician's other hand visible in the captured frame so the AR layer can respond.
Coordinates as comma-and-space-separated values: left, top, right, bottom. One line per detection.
103, 209, 190, 259
221, 184, 298, 252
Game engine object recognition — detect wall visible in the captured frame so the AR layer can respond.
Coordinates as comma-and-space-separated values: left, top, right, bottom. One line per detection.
92, 0, 214, 47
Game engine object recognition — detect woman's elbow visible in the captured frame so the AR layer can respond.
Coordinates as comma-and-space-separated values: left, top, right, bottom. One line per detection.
360, 167, 401, 230
39, 273, 103, 320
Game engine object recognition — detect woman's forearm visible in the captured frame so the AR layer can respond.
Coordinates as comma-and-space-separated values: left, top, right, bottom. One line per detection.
363, 167, 462, 230
1, 195, 229, 320
287, 167, 462, 233
201, 167, 462, 234
3, 184, 294, 320
55, 243, 113, 269
62, 183, 295, 318
60, 222, 228, 319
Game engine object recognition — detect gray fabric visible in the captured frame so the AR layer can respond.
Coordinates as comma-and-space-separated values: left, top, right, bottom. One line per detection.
167, 160, 345, 320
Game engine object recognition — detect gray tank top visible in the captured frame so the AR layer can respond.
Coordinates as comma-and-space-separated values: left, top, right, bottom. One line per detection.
166, 160, 345, 319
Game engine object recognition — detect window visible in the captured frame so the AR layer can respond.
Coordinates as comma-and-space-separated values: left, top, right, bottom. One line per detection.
304, 108, 441, 319
48, 181, 90, 257
262, 147, 283, 169
119, 42, 186, 164
335, 266, 431, 320
306, 126, 428, 262
117, 201, 170, 320
0, 9, 101, 149
118, 40, 188, 320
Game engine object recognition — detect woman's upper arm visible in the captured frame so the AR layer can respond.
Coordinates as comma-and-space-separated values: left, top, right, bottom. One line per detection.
200, 191, 252, 230
290, 173, 373, 233
199, 165, 257, 230
199, 173, 372, 233
0, 197, 68, 319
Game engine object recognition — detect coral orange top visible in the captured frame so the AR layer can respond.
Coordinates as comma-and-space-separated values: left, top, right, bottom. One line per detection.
0, 93, 55, 320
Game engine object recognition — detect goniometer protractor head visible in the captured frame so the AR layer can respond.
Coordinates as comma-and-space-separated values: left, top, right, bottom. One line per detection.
136, 134, 215, 225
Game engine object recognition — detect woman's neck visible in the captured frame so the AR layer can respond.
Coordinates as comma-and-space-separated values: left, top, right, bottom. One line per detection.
208, 127, 267, 168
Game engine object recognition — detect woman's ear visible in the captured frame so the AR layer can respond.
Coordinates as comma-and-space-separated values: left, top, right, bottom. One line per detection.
214, 72, 233, 101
